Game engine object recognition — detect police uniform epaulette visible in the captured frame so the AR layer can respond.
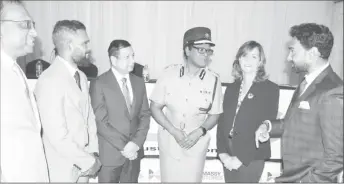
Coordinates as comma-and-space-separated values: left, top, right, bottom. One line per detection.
164, 64, 182, 70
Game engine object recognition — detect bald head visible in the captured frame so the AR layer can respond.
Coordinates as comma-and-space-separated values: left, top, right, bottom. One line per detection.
1, 0, 25, 19
0, 0, 37, 59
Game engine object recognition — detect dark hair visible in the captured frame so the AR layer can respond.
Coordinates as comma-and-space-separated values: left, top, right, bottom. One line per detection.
107, 39, 131, 57
232, 40, 268, 82
0, 0, 23, 18
52, 20, 86, 51
289, 23, 333, 60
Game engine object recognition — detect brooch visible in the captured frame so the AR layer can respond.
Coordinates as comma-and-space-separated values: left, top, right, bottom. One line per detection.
248, 93, 254, 99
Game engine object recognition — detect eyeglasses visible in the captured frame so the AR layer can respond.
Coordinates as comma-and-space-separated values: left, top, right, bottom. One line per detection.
192, 46, 214, 56
0, 20, 36, 29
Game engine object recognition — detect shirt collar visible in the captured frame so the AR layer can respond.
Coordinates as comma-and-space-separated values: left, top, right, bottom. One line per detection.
182, 63, 207, 78
1, 49, 16, 68
57, 56, 78, 77
304, 62, 330, 84
111, 67, 130, 82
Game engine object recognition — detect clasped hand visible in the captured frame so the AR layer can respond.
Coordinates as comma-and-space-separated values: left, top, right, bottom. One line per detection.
121, 141, 140, 160
219, 153, 242, 171
172, 128, 203, 149
80, 154, 102, 177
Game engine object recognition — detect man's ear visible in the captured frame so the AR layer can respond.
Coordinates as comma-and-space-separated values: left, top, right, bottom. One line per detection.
309, 47, 321, 58
110, 56, 117, 65
67, 40, 74, 52
184, 46, 191, 57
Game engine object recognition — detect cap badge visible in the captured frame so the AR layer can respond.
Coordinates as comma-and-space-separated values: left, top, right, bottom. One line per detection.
205, 33, 210, 39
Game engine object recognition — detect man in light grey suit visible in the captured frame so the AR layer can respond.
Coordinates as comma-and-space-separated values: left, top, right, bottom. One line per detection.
34, 20, 101, 182
89, 39, 150, 183
0, 1, 49, 181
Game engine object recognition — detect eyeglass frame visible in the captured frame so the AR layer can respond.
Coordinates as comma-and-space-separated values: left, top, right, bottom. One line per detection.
191, 45, 214, 56
0, 19, 36, 30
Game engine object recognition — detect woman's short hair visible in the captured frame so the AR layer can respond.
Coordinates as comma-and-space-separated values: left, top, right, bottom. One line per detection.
232, 40, 268, 82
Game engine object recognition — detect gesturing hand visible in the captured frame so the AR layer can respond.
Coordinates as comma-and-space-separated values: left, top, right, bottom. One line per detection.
255, 121, 270, 148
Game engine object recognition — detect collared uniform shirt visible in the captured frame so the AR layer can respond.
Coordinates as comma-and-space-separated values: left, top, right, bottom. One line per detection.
150, 64, 223, 158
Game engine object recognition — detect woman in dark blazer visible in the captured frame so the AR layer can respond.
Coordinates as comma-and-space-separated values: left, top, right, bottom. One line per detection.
216, 40, 280, 182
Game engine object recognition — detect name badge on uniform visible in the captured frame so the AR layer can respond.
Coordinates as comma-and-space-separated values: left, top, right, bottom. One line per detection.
200, 88, 211, 95
199, 88, 212, 113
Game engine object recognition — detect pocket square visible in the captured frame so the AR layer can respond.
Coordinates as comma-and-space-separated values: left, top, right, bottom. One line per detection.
298, 101, 310, 110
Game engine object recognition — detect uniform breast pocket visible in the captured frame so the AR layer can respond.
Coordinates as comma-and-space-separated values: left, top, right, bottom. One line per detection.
196, 92, 212, 113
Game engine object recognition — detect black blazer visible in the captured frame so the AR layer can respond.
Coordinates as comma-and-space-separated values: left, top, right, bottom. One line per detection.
217, 79, 279, 166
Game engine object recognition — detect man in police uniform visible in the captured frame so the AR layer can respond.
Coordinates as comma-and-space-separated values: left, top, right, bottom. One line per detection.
150, 27, 223, 182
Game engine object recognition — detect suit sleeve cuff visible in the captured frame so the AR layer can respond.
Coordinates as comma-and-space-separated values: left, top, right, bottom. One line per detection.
263, 120, 272, 132
129, 141, 140, 151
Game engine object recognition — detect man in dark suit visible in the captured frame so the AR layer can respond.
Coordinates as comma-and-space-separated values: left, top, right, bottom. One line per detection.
255, 23, 343, 182
89, 39, 150, 183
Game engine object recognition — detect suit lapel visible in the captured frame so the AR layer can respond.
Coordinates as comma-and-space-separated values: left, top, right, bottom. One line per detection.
55, 58, 86, 114
285, 66, 333, 118
298, 66, 332, 102
105, 70, 130, 118
129, 74, 138, 118
237, 81, 257, 111
224, 82, 240, 134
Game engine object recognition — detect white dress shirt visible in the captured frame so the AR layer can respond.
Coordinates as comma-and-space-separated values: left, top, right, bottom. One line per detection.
111, 67, 133, 102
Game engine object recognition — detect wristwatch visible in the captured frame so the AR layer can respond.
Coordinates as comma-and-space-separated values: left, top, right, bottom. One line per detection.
200, 126, 207, 136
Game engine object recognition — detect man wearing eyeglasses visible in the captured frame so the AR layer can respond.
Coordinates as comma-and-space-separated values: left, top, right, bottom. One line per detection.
0, 0, 49, 182
150, 27, 223, 182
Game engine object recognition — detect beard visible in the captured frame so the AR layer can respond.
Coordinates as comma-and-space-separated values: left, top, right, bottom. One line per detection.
72, 49, 89, 66
291, 61, 309, 73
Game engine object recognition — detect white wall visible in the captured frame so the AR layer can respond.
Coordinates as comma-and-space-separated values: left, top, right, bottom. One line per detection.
330, 1, 343, 79
21, 1, 342, 85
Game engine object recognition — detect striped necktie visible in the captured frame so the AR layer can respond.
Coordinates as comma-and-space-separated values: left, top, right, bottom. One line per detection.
121, 77, 132, 112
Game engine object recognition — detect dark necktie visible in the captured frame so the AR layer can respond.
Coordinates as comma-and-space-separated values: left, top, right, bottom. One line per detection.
121, 77, 132, 112
74, 71, 81, 90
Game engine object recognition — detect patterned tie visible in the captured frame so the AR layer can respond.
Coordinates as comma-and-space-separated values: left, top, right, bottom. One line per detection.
74, 71, 82, 90
121, 77, 132, 112
298, 77, 308, 96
